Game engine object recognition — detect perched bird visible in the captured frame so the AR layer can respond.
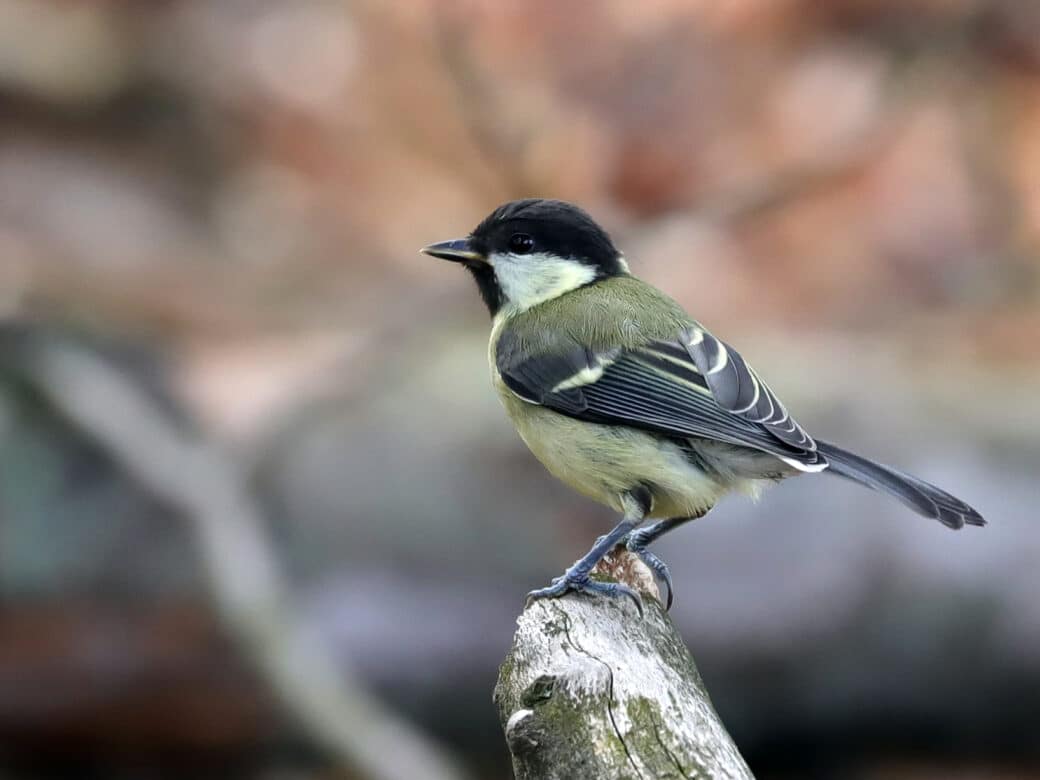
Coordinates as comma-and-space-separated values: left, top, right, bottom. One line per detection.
422, 199, 985, 613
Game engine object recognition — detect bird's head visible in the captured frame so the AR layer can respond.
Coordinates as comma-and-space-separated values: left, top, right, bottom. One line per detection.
422, 199, 627, 316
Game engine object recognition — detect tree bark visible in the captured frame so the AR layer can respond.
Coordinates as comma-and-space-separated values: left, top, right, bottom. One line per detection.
494, 549, 753, 780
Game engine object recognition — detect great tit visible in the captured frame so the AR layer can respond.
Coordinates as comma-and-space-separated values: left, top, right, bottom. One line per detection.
422, 198, 985, 613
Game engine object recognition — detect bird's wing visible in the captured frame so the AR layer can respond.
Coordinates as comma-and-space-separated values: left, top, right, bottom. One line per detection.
496, 327, 826, 473
678, 325, 816, 452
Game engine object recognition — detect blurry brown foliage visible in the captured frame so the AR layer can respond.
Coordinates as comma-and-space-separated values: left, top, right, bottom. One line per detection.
1, 1, 1039, 777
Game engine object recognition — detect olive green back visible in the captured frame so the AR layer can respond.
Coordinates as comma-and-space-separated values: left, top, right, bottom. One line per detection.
501, 274, 694, 353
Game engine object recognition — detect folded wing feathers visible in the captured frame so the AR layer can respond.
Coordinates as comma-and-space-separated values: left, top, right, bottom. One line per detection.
680, 326, 817, 452
584, 353, 827, 472
497, 325, 827, 473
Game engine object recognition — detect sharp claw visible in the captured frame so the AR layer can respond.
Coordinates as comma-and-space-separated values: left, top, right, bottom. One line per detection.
626, 543, 675, 610
526, 572, 645, 616
526, 580, 569, 604
648, 564, 672, 610
592, 580, 643, 617
618, 583, 644, 617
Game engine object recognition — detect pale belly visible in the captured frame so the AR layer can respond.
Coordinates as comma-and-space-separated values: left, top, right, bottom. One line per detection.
497, 385, 744, 519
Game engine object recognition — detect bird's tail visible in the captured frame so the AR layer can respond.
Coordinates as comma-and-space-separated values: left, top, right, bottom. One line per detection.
815, 440, 985, 530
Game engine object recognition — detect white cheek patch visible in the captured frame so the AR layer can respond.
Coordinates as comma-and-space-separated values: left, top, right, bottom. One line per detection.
490, 251, 597, 311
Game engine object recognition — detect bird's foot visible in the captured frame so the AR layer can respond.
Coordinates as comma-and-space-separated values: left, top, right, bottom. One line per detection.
526, 568, 643, 616
625, 531, 674, 610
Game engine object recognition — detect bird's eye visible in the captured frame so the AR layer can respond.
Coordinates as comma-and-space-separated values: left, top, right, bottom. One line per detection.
508, 233, 535, 255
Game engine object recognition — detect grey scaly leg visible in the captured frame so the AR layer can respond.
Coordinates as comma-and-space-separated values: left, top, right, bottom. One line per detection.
526, 488, 650, 615
624, 510, 706, 610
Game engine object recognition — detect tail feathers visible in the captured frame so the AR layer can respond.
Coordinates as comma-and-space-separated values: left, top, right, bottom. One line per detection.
816, 440, 985, 530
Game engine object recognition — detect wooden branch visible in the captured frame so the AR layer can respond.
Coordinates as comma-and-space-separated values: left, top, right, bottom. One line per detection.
494, 549, 753, 780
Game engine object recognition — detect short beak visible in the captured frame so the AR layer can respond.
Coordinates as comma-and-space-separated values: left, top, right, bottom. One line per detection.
420, 238, 486, 264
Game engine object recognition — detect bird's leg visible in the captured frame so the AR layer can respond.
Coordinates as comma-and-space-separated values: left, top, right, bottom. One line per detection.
623, 511, 706, 610
526, 489, 649, 615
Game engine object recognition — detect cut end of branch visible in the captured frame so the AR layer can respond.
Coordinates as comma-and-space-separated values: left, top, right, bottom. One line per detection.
591, 546, 661, 605
495, 551, 752, 779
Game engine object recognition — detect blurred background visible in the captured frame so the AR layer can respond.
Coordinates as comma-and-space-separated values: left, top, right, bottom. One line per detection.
0, 1, 1038, 778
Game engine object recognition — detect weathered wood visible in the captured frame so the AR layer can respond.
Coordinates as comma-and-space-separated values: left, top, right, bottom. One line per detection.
494, 549, 753, 780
